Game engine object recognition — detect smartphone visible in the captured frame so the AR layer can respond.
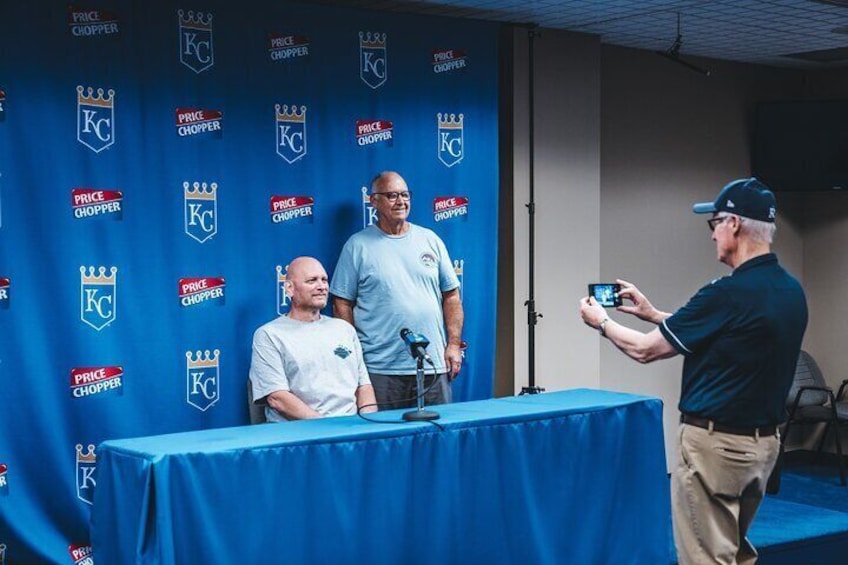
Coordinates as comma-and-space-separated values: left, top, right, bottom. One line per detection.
588, 283, 622, 308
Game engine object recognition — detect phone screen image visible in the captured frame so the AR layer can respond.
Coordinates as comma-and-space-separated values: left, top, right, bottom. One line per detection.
589, 283, 621, 308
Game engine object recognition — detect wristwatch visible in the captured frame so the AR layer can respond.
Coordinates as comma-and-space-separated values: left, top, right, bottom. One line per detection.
598, 317, 610, 337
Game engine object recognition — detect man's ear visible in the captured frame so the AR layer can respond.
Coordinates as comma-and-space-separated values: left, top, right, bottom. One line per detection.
284, 280, 293, 298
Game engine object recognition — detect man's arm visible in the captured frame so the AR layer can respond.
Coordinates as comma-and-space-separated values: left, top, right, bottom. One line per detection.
603, 321, 678, 364
442, 288, 464, 378
580, 297, 677, 364
265, 390, 322, 420
356, 384, 377, 413
332, 296, 355, 326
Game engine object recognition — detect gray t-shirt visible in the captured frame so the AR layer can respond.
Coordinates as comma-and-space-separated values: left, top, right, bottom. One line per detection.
249, 315, 370, 422
330, 223, 459, 374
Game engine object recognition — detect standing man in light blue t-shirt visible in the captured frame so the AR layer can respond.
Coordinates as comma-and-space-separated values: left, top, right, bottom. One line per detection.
331, 171, 464, 409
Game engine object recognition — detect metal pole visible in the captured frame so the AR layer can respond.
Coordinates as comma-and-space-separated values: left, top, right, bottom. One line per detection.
521, 26, 544, 395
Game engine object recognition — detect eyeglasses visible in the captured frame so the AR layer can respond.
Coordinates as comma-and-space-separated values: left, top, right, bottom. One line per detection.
373, 191, 412, 202
707, 216, 730, 232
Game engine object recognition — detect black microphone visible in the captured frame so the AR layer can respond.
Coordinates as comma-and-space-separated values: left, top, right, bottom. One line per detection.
400, 328, 432, 363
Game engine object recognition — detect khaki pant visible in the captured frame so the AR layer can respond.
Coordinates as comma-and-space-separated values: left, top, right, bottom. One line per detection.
672, 423, 780, 565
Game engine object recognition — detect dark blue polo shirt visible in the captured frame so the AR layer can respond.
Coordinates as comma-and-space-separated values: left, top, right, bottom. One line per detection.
659, 253, 807, 427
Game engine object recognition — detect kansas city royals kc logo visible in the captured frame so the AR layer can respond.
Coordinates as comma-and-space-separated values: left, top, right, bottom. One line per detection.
80, 266, 117, 330
276, 265, 290, 315
75, 444, 96, 505
438, 112, 464, 167
186, 349, 220, 411
275, 104, 307, 163
362, 185, 377, 228
184, 181, 217, 243
178, 9, 214, 73
359, 32, 387, 89
77, 86, 114, 153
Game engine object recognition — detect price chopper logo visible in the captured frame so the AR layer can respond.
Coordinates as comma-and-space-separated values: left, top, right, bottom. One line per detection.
176, 107, 222, 137
0, 463, 8, 496
434, 196, 469, 222
186, 349, 220, 411
0, 89, 5, 122
454, 259, 464, 300
80, 266, 117, 330
75, 444, 96, 505
361, 186, 377, 228
68, 6, 119, 36
72, 188, 123, 220
184, 181, 217, 243
178, 9, 213, 73
68, 543, 94, 565
179, 277, 226, 307
275, 104, 307, 163
276, 265, 289, 315
70, 366, 124, 399
269, 33, 309, 61
356, 119, 393, 146
270, 195, 314, 224
432, 48, 467, 73
437, 112, 463, 167
0, 277, 9, 309
76, 86, 114, 153
359, 31, 387, 89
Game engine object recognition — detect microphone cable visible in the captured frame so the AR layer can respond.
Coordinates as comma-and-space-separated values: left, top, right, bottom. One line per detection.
356, 358, 446, 431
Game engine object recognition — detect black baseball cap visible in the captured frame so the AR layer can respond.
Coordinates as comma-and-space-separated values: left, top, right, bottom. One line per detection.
692, 177, 777, 223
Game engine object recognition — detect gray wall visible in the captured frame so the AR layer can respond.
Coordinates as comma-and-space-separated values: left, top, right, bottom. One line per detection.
501, 26, 848, 466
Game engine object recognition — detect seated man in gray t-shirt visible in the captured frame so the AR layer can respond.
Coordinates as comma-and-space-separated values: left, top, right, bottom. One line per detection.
249, 256, 376, 421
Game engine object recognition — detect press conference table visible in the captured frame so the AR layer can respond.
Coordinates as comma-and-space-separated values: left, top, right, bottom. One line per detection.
91, 389, 670, 564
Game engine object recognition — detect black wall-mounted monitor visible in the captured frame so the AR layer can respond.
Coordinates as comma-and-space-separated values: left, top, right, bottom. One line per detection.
752, 100, 848, 192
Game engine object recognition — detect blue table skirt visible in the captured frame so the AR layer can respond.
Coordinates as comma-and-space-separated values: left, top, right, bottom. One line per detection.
91, 389, 670, 564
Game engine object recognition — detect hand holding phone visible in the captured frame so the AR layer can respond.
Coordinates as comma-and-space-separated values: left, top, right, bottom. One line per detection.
588, 283, 622, 308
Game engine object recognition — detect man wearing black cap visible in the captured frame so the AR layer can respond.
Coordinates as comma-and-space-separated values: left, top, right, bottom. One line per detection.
579, 178, 807, 565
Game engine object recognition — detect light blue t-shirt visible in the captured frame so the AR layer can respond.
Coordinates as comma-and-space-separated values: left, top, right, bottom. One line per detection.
249, 315, 370, 422
330, 224, 460, 375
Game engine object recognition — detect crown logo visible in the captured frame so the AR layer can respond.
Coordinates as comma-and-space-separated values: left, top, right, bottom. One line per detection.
438, 112, 463, 129
186, 349, 220, 368
77, 86, 114, 108
178, 9, 212, 30
80, 266, 117, 285
276, 265, 289, 284
359, 31, 386, 48
454, 259, 464, 276
275, 104, 306, 123
75, 444, 96, 464
183, 181, 217, 200
362, 185, 372, 203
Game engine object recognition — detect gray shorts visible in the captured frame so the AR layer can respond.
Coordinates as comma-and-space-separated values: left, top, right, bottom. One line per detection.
368, 372, 452, 410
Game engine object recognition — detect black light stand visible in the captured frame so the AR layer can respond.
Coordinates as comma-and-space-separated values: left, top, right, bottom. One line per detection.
403, 356, 440, 421
520, 25, 544, 396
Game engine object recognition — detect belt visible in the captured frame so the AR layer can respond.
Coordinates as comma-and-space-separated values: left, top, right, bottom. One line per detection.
681, 414, 777, 437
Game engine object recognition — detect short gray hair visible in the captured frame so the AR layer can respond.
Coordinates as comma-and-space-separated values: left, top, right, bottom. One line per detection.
738, 215, 776, 244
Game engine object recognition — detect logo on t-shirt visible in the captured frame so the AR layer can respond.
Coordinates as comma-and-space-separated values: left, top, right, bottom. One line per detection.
334, 345, 351, 359
419, 252, 437, 268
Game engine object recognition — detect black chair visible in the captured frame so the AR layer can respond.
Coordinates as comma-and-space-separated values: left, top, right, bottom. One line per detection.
781, 350, 848, 486
247, 379, 267, 424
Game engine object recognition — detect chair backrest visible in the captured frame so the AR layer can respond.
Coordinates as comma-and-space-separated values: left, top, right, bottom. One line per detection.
247, 379, 267, 424
786, 350, 830, 409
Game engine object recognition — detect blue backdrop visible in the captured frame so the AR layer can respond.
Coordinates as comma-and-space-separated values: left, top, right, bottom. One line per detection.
0, 1, 499, 562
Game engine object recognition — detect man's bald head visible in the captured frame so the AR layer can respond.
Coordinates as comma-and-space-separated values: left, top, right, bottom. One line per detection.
285, 256, 329, 317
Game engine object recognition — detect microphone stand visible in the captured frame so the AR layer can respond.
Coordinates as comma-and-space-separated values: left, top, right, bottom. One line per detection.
403, 356, 440, 421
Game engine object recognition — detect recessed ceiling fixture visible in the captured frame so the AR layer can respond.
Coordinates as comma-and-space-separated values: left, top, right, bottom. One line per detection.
655, 13, 711, 76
